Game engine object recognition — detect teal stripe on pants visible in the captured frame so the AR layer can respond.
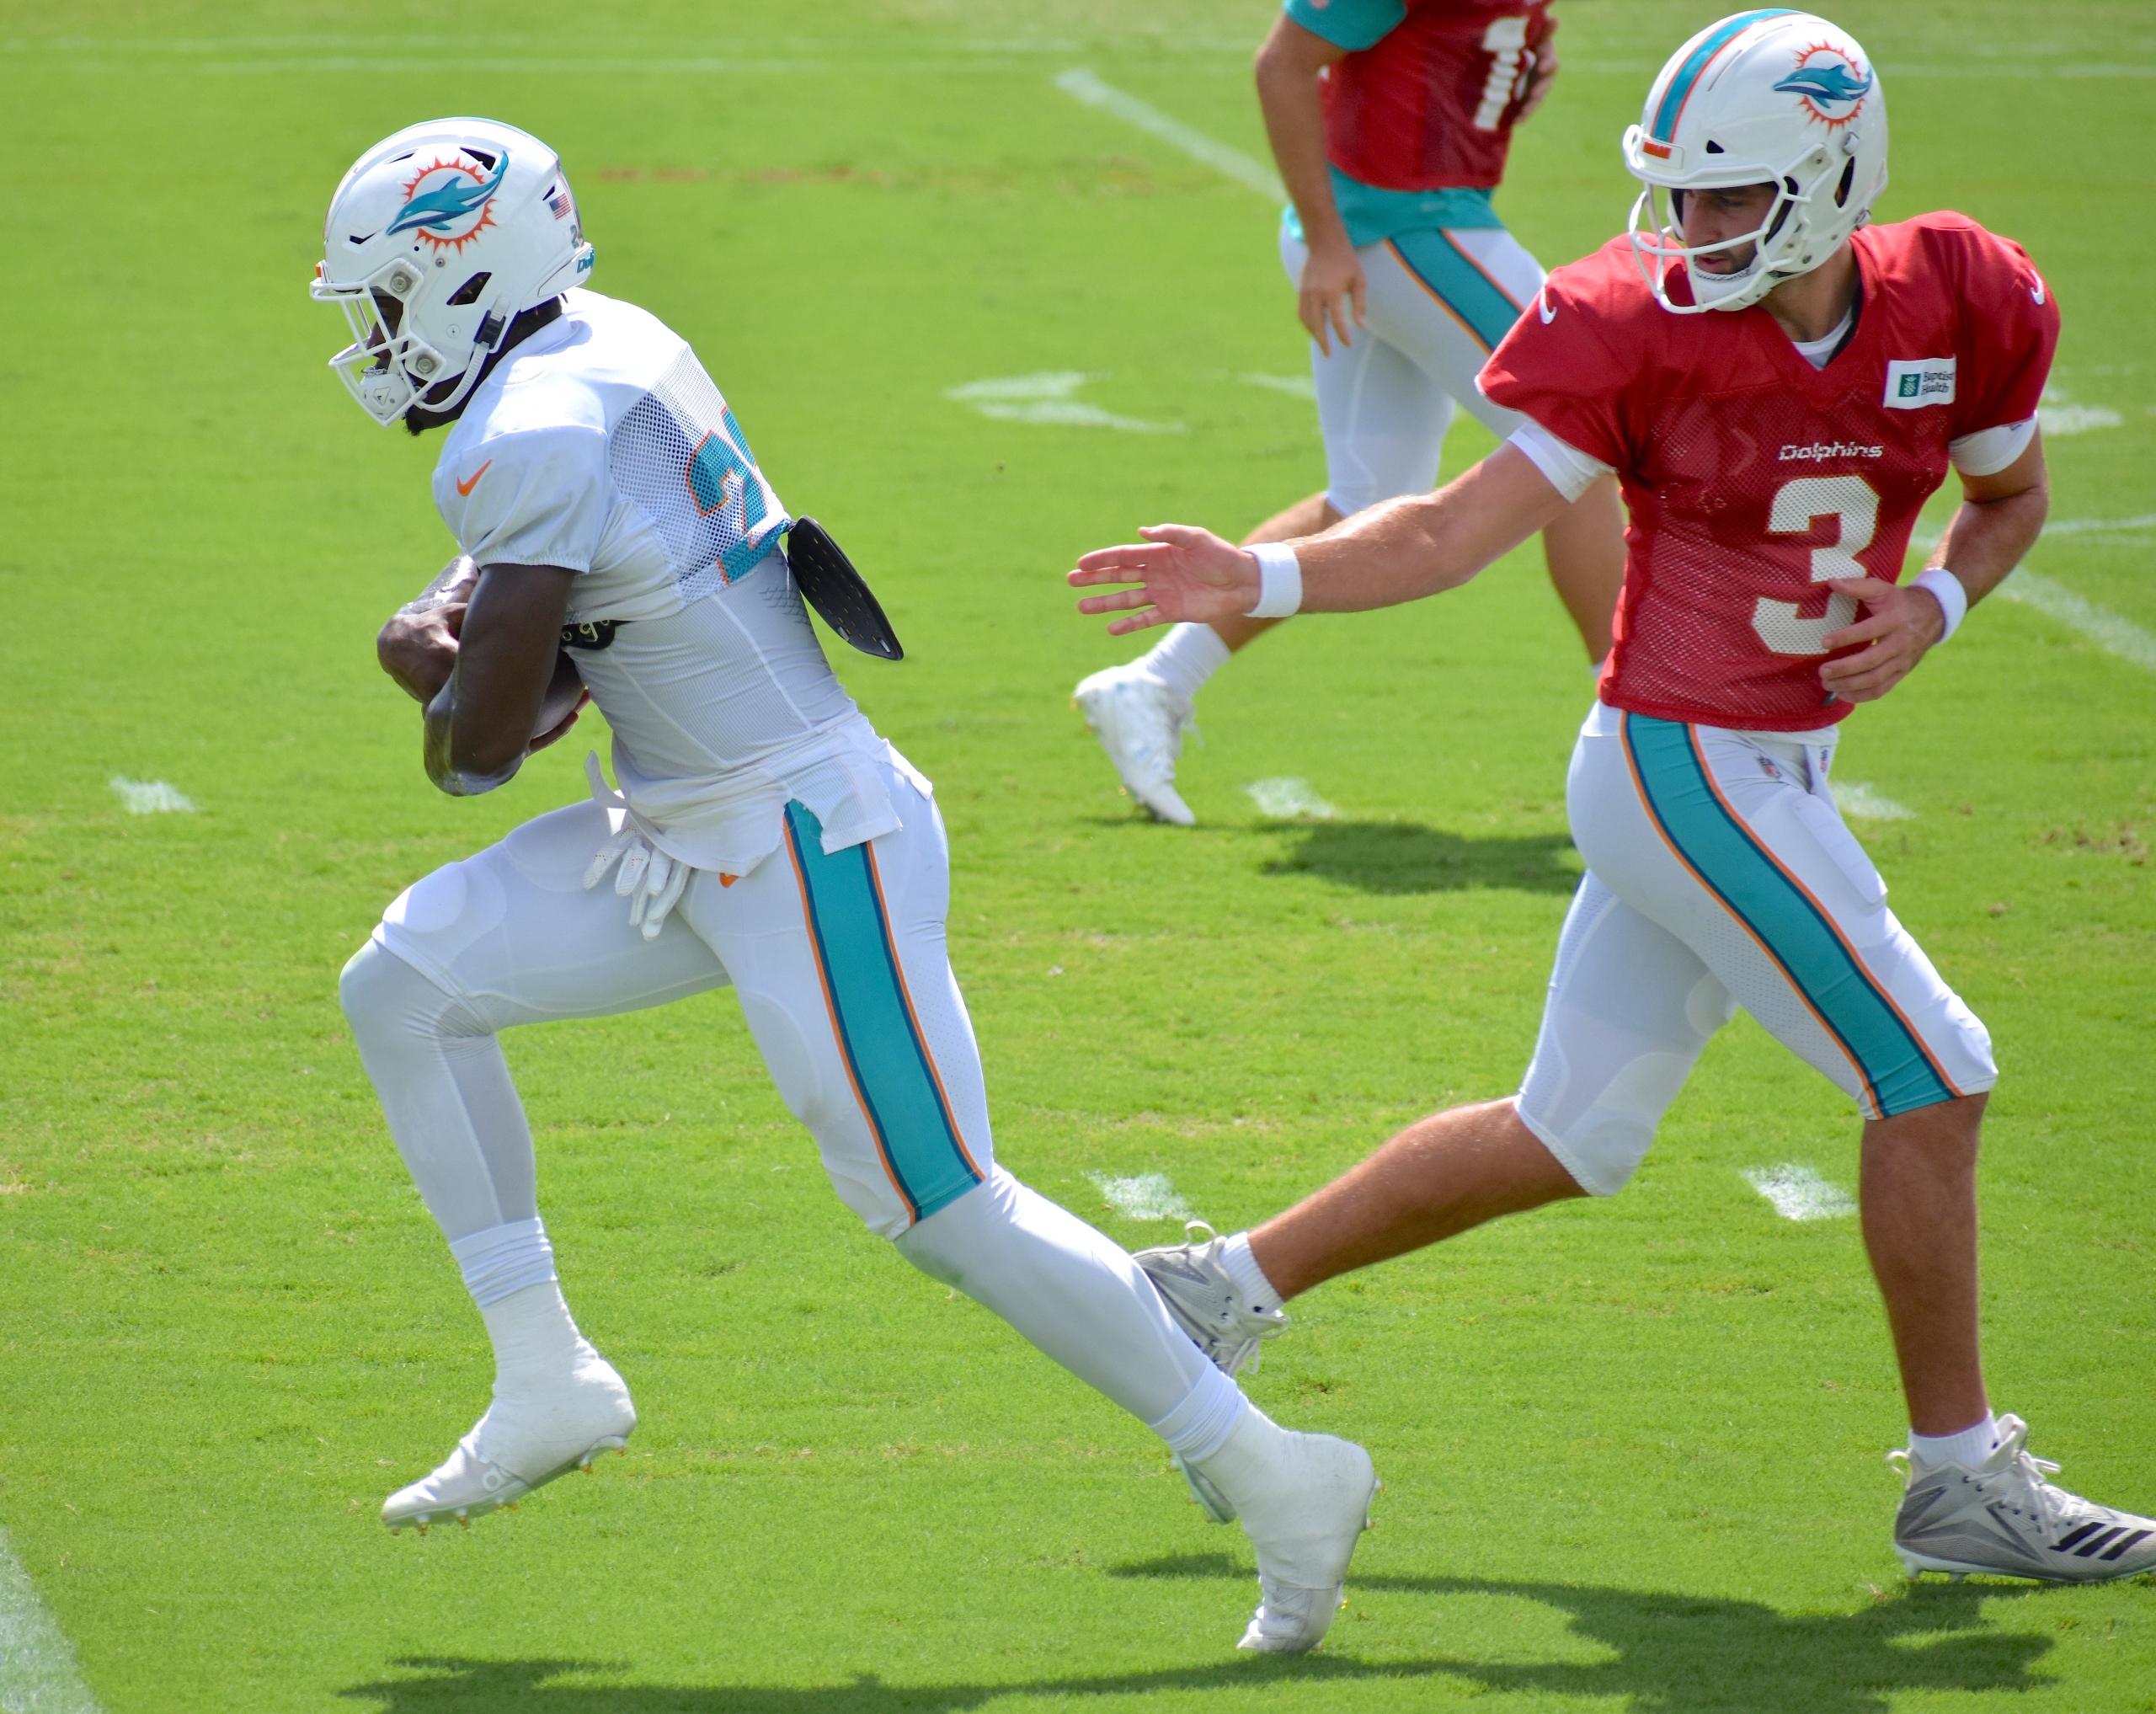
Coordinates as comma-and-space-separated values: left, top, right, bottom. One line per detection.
1622, 714, 1954, 1116
784, 802, 981, 1222
1385, 228, 1527, 354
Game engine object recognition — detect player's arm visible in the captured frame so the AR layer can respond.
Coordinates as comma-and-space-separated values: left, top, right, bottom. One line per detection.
376, 553, 480, 704
1819, 432, 2049, 702
422, 563, 583, 795
1071, 444, 1569, 633
1254, 15, 1359, 354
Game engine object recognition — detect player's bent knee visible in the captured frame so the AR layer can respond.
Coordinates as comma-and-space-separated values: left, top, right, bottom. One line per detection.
1515, 1048, 1698, 1197
338, 937, 478, 1046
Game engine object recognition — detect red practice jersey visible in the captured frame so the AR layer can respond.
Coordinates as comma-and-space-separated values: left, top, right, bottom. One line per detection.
1305, 0, 1555, 190
1481, 213, 2058, 729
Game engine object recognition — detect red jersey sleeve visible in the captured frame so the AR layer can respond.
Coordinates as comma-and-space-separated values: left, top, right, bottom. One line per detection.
1933, 216, 2059, 438
1478, 258, 1636, 469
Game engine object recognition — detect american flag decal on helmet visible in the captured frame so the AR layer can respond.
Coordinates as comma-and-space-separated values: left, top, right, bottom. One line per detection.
548, 191, 574, 220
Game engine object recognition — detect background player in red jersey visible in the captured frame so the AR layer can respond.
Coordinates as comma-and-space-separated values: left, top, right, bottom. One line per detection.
1070, 11, 2156, 1583
1073, 0, 1626, 825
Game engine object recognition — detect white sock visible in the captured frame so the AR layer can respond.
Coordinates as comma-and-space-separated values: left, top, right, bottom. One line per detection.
1139, 622, 1230, 702
1909, 1413, 1999, 1471
1222, 1231, 1283, 1316
1147, 1363, 1250, 1464
448, 1215, 557, 1307
476, 1279, 588, 1396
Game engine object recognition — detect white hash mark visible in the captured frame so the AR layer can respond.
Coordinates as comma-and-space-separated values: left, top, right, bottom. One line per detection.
1830, 781, 1917, 821
109, 777, 195, 814
2038, 403, 2122, 436
943, 372, 1179, 434
1742, 1164, 1857, 1222
1245, 777, 1337, 820
1090, 1172, 1196, 1222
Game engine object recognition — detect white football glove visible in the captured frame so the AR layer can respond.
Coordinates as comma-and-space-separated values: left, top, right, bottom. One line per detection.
580, 754, 691, 939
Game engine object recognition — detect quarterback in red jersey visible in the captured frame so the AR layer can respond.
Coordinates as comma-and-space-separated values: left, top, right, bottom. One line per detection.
1071, 10, 2156, 1582
1072, 0, 1625, 825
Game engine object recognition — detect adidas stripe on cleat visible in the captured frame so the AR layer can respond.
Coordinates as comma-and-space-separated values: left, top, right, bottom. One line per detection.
1890, 1413, 2156, 1583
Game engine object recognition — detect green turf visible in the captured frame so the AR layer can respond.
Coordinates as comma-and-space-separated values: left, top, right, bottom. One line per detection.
2, 2, 2152, 1709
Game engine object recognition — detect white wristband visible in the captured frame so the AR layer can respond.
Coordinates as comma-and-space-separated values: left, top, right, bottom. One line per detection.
1911, 567, 1968, 643
1244, 542, 1303, 619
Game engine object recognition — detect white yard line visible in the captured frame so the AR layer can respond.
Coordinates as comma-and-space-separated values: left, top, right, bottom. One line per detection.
1996, 571, 2156, 673
1053, 69, 1286, 201
1830, 782, 1917, 822
0, 1532, 100, 1714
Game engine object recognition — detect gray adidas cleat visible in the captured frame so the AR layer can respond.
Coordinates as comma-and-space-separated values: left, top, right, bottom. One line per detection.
1134, 1220, 1288, 1378
1072, 663, 1197, 825
1891, 1412, 2156, 1582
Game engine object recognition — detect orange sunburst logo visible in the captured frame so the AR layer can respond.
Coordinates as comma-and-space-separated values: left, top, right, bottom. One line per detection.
389, 153, 507, 255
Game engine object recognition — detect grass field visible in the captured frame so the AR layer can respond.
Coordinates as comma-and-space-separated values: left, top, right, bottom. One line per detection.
3, 1, 2153, 1708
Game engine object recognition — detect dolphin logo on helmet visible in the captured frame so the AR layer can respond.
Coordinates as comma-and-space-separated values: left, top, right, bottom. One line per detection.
389, 153, 511, 252
1774, 48, 1871, 125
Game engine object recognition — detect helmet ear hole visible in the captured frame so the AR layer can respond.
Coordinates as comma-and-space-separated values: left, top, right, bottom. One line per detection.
446, 270, 494, 307
1705, 139, 1725, 154
1833, 158, 1856, 208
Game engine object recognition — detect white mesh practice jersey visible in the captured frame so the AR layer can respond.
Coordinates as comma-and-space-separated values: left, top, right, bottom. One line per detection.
431, 290, 916, 875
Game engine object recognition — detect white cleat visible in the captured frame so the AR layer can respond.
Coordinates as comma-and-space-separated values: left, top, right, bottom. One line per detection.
1891, 1413, 2156, 1582
1133, 1220, 1287, 1378
1072, 664, 1197, 826
382, 1346, 636, 1535
1187, 1407, 1378, 1654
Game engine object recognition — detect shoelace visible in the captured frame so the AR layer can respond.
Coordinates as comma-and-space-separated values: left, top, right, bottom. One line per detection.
1890, 1415, 2084, 1546
1178, 1219, 1281, 1377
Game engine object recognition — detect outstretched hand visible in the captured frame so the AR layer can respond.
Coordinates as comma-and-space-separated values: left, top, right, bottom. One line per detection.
1819, 577, 1946, 703
1068, 525, 1258, 637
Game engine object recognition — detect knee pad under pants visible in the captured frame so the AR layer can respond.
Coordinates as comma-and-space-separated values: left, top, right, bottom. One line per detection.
360, 765, 996, 1241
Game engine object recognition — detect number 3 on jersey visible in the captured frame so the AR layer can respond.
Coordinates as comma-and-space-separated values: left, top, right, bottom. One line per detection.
1753, 474, 1878, 655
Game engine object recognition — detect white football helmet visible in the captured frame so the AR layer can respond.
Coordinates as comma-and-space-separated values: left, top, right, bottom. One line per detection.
1621, 11, 1886, 313
312, 118, 595, 424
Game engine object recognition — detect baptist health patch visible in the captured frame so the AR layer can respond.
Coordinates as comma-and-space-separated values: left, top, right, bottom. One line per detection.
1883, 356, 1957, 409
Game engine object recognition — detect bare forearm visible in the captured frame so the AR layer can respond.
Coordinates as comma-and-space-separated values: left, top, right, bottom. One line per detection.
1294, 448, 1568, 612
378, 553, 479, 703
1256, 35, 1348, 252
1929, 486, 2047, 606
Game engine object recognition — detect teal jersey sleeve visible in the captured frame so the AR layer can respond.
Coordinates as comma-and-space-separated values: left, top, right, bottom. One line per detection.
1283, 0, 1405, 52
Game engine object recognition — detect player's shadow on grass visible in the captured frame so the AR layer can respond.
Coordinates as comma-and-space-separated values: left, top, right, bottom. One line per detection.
1258, 820, 1582, 895
343, 1573, 2052, 1713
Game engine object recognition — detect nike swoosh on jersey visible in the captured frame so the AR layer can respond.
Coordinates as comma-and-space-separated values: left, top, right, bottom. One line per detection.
455, 460, 493, 497
1538, 290, 1556, 324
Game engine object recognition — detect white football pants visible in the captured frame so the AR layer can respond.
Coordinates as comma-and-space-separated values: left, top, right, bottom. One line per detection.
1517, 703, 1998, 1195
1280, 225, 1545, 515
339, 760, 1235, 1445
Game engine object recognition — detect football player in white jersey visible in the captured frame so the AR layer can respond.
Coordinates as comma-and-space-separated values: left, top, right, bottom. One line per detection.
314, 119, 1376, 1653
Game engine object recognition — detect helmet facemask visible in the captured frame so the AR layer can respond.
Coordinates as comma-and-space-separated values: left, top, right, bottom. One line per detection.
1624, 138, 1864, 313
312, 120, 595, 427
1619, 12, 1887, 317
